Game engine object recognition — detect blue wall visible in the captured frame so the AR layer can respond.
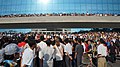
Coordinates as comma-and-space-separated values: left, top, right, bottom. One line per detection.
0, 0, 120, 15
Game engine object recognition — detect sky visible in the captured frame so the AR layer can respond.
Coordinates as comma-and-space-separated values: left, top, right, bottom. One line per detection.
0, 0, 120, 15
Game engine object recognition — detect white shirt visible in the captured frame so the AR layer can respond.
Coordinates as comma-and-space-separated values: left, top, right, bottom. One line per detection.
65, 43, 72, 55
112, 38, 116, 43
54, 43, 64, 61
37, 41, 47, 59
97, 44, 107, 57
82, 43, 86, 53
37, 41, 47, 50
22, 48, 35, 67
24, 43, 30, 49
40, 46, 55, 66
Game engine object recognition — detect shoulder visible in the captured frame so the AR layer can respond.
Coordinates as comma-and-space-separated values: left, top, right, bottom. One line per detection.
97, 44, 101, 48
24, 48, 29, 51
41, 41, 46, 43
60, 43, 65, 48
23, 48, 31, 54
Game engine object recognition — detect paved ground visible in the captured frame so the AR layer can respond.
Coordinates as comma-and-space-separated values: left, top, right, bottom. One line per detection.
112, 57, 120, 67
112, 60, 120, 67
82, 56, 120, 67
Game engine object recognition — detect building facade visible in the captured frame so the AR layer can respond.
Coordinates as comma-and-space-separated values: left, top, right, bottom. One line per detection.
0, 0, 120, 15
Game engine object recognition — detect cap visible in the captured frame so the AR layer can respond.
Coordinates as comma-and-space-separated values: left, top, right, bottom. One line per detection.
4, 43, 23, 55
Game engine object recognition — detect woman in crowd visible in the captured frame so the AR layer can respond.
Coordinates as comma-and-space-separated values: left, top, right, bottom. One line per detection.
109, 41, 117, 63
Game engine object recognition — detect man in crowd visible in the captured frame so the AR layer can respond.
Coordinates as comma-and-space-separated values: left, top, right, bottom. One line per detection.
75, 39, 84, 67
4, 43, 23, 67
97, 39, 108, 67
53, 38, 64, 67
37, 35, 47, 67
109, 41, 117, 63
64, 38, 73, 67
21, 39, 36, 67
40, 39, 55, 67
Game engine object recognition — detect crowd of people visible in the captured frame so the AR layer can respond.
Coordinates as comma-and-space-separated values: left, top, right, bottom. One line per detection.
0, 31, 120, 67
0, 13, 119, 18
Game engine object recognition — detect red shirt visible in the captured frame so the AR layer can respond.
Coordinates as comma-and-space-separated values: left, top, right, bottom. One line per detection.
18, 42, 26, 47
85, 44, 89, 52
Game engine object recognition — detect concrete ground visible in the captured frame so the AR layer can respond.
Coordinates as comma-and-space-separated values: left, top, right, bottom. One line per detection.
112, 57, 120, 67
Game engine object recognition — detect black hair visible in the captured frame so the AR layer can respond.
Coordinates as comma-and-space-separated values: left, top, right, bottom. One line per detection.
64, 38, 69, 43
81, 39, 85, 42
4, 54, 14, 60
28, 39, 36, 47
46, 39, 51, 46
2, 36, 9, 43
77, 38, 82, 44
100, 38, 106, 44
40, 35, 44, 41
75, 38, 78, 41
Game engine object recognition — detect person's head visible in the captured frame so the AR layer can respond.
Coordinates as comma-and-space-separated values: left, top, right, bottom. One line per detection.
88, 40, 91, 45
40, 35, 45, 41
100, 38, 105, 44
110, 41, 114, 46
81, 39, 85, 43
77, 38, 82, 45
64, 38, 69, 44
55, 36, 64, 44
28, 39, 36, 49
46, 39, 51, 46
74, 38, 78, 43
55, 38, 60, 46
2, 36, 9, 43
84, 41, 88, 44
4, 43, 23, 60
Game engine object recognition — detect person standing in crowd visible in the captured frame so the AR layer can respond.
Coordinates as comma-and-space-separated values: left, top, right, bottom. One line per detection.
75, 39, 84, 67
72, 38, 78, 67
40, 39, 55, 67
81, 39, 86, 53
37, 35, 47, 67
18, 38, 26, 48
115, 39, 120, 56
87, 40, 93, 54
1, 36, 10, 48
53, 38, 64, 67
82, 40, 90, 65
4, 43, 23, 67
105, 39, 111, 49
21, 39, 36, 67
97, 39, 108, 67
64, 38, 73, 67
109, 41, 117, 63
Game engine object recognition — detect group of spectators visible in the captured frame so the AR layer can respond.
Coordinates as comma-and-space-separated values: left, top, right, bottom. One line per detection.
0, 13, 119, 18
0, 31, 120, 67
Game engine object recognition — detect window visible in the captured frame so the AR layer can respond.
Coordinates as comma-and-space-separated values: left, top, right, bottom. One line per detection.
0, 0, 119, 15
